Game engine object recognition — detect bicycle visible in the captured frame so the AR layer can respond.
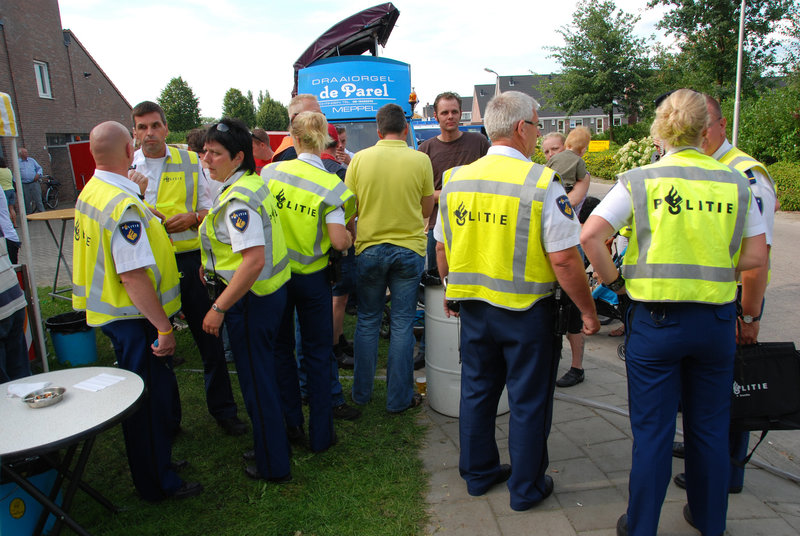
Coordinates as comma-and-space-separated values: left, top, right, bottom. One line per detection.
42, 175, 60, 209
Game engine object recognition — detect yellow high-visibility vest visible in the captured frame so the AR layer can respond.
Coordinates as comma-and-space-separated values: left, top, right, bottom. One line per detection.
199, 172, 290, 296
73, 177, 180, 326
439, 154, 558, 311
620, 149, 751, 304
263, 159, 355, 274
151, 146, 201, 253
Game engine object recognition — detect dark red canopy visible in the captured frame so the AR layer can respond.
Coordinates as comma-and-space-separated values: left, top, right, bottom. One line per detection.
292, 3, 400, 96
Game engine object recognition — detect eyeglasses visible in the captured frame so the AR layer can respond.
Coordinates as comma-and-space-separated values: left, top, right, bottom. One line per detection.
214, 122, 230, 133
251, 132, 267, 143
523, 120, 536, 126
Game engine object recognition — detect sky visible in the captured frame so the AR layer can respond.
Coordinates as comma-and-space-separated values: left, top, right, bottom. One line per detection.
57, 0, 672, 119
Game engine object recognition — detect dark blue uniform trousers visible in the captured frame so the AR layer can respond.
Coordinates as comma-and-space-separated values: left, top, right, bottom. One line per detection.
274, 270, 335, 452
625, 301, 736, 536
102, 319, 183, 501
176, 251, 238, 421
226, 287, 291, 479
458, 298, 560, 511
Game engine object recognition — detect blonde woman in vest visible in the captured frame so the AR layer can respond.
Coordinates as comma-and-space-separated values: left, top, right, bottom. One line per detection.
581, 89, 767, 536
199, 118, 292, 482
262, 111, 356, 454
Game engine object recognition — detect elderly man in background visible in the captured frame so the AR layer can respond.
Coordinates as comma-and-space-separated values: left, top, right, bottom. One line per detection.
18, 148, 45, 214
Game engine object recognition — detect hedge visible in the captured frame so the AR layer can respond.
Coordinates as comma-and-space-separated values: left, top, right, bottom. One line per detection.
768, 161, 800, 212
584, 150, 617, 180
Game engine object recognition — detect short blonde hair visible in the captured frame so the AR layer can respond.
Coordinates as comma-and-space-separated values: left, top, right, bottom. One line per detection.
565, 126, 591, 153
290, 111, 330, 153
650, 89, 708, 149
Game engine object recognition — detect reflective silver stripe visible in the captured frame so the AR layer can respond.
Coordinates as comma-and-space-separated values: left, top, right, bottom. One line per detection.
72, 284, 86, 298
729, 178, 750, 259
627, 165, 745, 184
268, 169, 339, 201
448, 272, 555, 295
622, 263, 735, 281
727, 155, 758, 170
287, 249, 324, 266
76, 193, 132, 231
158, 149, 197, 213
514, 165, 550, 278
170, 229, 198, 243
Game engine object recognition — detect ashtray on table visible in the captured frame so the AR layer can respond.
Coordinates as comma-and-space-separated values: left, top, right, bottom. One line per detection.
23, 387, 66, 408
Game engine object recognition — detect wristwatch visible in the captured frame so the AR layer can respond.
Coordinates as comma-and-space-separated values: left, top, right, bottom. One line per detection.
740, 314, 761, 324
606, 273, 626, 292
211, 303, 227, 314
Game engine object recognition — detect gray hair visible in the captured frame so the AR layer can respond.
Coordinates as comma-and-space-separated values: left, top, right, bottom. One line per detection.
484, 91, 539, 141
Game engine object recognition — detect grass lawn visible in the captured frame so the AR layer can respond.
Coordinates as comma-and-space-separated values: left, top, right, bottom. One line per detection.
34, 292, 429, 536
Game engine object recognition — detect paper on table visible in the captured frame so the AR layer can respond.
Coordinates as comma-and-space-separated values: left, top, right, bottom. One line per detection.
7, 382, 52, 398
73, 373, 126, 392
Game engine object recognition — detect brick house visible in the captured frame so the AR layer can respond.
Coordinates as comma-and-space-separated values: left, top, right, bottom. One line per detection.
471, 75, 626, 135
0, 0, 131, 203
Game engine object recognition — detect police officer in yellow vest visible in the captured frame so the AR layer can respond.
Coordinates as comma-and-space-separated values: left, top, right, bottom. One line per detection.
263, 111, 356, 453
73, 121, 202, 501
198, 119, 292, 481
433, 91, 599, 511
131, 101, 246, 437
670, 94, 779, 503
581, 90, 767, 536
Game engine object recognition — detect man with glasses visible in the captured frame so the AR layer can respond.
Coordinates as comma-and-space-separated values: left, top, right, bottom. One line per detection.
433, 91, 598, 511
130, 101, 247, 437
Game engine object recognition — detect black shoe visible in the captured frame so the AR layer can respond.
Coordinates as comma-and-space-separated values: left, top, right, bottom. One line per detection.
217, 416, 247, 436
170, 459, 189, 472
556, 367, 585, 388
388, 393, 423, 414
672, 441, 685, 458
242, 450, 255, 462
616, 513, 628, 536
675, 471, 741, 494
336, 353, 355, 369
413, 347, 425, 370
171, 481, 203, 499
244, 465, 292, 483
333, 403, 361, 420
287, 425, 306, 445
510, 474, 554, 510
469, 463, 512, 497
683, 504, 695, 529
338, 334, 354, 356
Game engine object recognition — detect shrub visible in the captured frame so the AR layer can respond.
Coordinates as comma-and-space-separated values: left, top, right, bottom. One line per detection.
614, 136, 656, 174
594, 122, 651, 143
166, 130, 187, 144
584, 150, 618, 180
532, 147, 546, 165
768, 161, 800, 212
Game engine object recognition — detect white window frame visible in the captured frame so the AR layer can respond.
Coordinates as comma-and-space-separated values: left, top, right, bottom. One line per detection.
596, 117, 604, 134
613, 117, 622, 126
557, 119, 565, 133
34, 61, 52, 99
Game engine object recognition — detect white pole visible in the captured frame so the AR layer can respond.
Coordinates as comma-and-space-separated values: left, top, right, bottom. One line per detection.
732, 0, 746, 145
10, 140, 49, 372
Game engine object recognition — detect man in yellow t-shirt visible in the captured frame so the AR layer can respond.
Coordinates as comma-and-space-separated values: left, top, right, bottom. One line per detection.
345, 103, 434, 413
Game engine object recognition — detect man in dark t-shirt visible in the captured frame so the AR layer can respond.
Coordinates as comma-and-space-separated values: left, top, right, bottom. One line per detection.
418, 92, 490, 273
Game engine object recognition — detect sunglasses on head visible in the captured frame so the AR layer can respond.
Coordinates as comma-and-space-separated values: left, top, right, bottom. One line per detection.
214, 122, 230, 133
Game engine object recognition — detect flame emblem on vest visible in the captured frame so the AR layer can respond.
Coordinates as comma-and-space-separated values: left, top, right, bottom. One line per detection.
119, 221, 141, 245
275, 189, 286, 209
665, 186, 683, 214
454, 202, 467, 226
230, 210, 249, 232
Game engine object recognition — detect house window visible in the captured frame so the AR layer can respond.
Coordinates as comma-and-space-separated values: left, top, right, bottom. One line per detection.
538, 122, 544, 130
557, 120, 565, 133
596, 118, 604, 134
462, 111, 472, 122
613, 117, 622, 126
34, 61, 52, 98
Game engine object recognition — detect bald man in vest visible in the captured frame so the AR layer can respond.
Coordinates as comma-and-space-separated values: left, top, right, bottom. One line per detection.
73, 121, 202, 501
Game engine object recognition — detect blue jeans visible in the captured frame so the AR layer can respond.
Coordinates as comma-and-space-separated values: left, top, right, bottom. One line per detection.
352, 244, 424, 412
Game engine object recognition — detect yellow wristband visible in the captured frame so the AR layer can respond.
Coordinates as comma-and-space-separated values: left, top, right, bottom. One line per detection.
157, 326, 173, 336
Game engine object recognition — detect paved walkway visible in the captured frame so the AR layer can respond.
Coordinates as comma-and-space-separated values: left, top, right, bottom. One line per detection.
417, 189, 800, 535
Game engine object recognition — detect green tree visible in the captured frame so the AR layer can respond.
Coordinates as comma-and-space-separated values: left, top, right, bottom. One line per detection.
547, 0, 651, 141
734, 78, 800, 164
221, 88, 256, 127
256, 91, 289, 131
158, 76, 201, 132
648, 0, 796, 99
